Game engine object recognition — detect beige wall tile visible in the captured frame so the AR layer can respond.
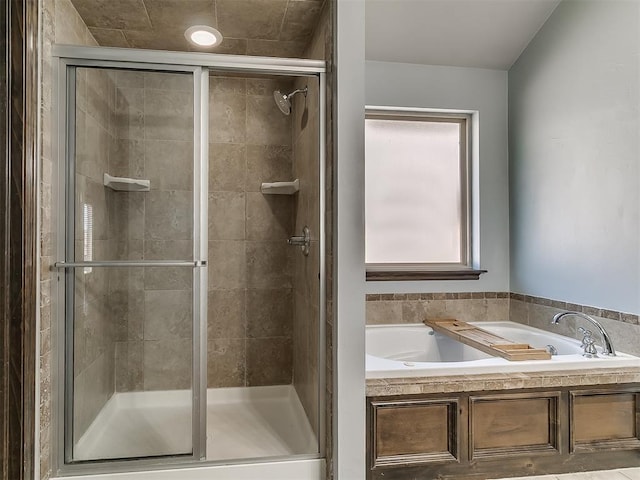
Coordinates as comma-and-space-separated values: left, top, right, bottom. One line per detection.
246, 95, 292, 146
280, 0, 323, 42
207, 338, 245, 388
245, 192, 293, 241
210, 76, 247, 95
246, 337, 292, 386
209, 191, 246, 240
111, 288, 144, 341
70, 0, 152, 30
217, 0, 288, 40
247, 288, 293, 337
144, 266, 193, 291
144, 190, 193, 240
209, 241, 247, 289
89, 27, 130, 48
110, 139, 144, 179
209, 143, 247, 192
108, 191, 145, 241
145, 140, 193, 191
366, 300, 402, 325
143, 89, 193, 141
144, 290, 193, 340
246, 241, 292, 289
245, 145, 292, 191
143, 339, 192, 390
114, 86, 144, 140
115, 70, 143, 89
115, 341, 143, 391
246, 39, 305, 58
144, 71, 193, 91
208, 289, 246, 339
209, 89, 246, 143
246, 78, 293, 97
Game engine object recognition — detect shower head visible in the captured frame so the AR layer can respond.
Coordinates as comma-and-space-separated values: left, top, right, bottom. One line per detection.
273, 86, 308, 115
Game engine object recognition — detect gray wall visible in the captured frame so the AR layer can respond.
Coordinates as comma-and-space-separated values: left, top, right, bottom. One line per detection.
509, 0, 640, 315
365, 61, 509, 295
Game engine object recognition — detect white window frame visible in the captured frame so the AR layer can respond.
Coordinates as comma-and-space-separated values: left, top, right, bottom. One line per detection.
365, 106, 483, 281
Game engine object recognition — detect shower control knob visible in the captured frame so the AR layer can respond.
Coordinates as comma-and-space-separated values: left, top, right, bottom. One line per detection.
287, 226, 311, 256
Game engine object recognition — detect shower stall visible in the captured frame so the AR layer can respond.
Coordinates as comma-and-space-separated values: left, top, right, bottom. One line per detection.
51, 45, 325, 476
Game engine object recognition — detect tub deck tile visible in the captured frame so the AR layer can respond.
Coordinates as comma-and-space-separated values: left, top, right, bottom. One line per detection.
366, 367, 640, 397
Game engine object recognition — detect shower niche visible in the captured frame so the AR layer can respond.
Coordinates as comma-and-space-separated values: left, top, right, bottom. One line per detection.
53, 47, 325, 474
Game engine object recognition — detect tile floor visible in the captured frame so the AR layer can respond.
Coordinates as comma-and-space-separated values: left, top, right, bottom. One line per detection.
495, 467, 640, 480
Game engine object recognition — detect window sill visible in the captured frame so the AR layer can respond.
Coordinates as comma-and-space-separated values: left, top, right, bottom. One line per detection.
366, 269, 487, 281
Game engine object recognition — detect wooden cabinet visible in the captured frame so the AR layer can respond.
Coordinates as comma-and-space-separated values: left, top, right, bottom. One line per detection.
367, 384, 640, 480
371, 398, 459, 468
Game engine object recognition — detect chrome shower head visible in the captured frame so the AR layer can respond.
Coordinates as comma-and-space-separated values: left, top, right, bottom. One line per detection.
273, 86, 308, 115
273, 90, 291, 115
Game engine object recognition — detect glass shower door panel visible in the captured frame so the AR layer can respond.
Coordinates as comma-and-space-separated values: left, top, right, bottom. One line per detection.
68, 67, 197, 462
72, 266, 194, 461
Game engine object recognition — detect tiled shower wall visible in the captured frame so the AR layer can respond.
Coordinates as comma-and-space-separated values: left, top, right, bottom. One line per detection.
207, 75, 296, 387
292, 74, 320, 434
111, 70, 194, 392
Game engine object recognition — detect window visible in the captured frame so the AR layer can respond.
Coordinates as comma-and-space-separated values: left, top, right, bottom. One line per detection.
365, 108, 483, 280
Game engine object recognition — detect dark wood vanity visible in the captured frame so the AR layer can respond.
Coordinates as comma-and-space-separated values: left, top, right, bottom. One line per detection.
367, 383, 640, 479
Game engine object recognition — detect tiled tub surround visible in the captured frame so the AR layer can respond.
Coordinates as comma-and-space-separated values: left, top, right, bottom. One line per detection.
366, 292, 510, 325
366, 292, 640, 356
510, 293, 640, 357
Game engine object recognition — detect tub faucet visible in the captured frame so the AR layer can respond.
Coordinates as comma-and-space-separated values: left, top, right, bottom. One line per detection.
551, 311, 616, 356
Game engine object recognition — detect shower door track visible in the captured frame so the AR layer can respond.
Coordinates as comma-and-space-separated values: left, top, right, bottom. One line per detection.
51, 45, 327, 478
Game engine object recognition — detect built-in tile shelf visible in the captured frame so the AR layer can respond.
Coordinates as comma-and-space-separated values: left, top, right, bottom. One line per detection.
103, 173, 150, 192
260, 179, 299, 195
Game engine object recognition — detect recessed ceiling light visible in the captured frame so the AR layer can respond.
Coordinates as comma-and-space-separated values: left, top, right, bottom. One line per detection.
185, 25, 223, 47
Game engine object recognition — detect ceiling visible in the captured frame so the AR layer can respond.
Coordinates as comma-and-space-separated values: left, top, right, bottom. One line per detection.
70, 0, 325, 57
366, 0, 561, 70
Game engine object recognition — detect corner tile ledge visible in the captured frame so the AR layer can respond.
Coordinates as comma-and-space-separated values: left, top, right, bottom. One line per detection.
366, 367, 640, 397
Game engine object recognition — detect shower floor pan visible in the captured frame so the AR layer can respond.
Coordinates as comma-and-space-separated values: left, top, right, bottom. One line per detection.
74, 385, 317, 462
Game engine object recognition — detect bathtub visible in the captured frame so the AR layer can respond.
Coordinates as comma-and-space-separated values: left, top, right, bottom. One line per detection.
366, 321, 640, 378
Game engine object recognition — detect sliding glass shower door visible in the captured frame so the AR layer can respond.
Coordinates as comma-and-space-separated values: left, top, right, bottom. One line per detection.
56, 63, 208, 463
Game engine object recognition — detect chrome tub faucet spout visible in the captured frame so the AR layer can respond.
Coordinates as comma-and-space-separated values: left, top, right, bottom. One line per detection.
551, 311, 616, 356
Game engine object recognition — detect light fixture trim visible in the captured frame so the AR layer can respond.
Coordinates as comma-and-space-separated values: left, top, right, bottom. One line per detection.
185, 25, 223, 47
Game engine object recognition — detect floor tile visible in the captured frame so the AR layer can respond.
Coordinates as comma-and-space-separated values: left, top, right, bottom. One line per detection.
619, 468, 640, 480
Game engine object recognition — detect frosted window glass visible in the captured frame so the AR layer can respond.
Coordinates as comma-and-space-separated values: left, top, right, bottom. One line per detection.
365, 118, 463, 264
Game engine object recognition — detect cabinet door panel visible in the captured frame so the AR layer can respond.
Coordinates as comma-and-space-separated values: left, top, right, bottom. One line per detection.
371, 399, 458, 468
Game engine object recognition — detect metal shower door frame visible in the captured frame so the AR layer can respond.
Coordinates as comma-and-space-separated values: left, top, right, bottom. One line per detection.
51, 44, 327, 477
52, 54, 208, 474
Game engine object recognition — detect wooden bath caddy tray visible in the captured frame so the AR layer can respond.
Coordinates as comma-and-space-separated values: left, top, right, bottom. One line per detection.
423, 318, 552, 361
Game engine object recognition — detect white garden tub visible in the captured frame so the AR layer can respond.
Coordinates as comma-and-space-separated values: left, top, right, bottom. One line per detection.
366, 321, 640, 378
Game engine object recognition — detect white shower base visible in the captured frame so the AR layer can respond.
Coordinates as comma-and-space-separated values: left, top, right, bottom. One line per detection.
74, 385, 317, 462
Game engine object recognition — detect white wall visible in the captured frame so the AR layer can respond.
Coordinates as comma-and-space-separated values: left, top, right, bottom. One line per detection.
334, 0, 366, 478
365, 61, 509, 294
509, 0, 640, 314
